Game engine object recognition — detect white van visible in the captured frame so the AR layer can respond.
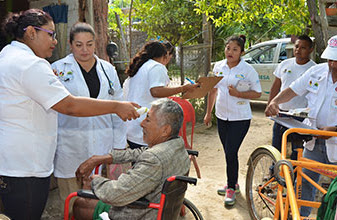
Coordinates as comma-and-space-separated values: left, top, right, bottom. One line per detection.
242, 38, 294, 101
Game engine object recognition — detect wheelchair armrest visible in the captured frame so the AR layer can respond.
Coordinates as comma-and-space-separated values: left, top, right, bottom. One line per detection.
127, 197, 150, 208
77, 189, 99, 200
186, 149, 198, 157
168, 176, 197, 185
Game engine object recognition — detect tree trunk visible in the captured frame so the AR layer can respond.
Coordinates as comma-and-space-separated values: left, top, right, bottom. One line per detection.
307, 0, 326, 63
129, 0, 133, 59
93, 0, 108, 61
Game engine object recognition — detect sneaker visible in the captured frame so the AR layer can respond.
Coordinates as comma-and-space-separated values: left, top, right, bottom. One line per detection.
224, 188, 236, 206
217, 184, 240, 196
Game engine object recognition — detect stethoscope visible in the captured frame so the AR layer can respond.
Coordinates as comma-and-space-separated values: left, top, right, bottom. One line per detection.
99, 62, 114, 96
63, 61, 115, 96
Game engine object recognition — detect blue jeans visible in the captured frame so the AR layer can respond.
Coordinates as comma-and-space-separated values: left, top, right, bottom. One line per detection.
217, 118, 250, 189
299, 139, 337, 216
0, 175, 50, 220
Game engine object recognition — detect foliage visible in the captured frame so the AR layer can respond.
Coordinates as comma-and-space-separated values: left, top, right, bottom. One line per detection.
132, 0, 203, 45
108, 1, 130, 37
194, 0, 311, 45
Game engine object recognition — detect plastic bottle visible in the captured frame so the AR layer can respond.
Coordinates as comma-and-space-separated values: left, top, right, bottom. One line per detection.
136, 107, 148, 115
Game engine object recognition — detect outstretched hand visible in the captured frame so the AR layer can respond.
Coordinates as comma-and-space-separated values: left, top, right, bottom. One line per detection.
182, 83, 200, 93
265, 102, 280, 117
116, 102, 140, 121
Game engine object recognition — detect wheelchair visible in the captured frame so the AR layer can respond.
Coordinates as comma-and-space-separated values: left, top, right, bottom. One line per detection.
64, 150, 203, 220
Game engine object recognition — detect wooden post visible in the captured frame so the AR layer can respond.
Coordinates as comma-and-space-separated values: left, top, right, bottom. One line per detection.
203, 14, 212, 77
129, 0, 133, 59
179, 43, 184, 86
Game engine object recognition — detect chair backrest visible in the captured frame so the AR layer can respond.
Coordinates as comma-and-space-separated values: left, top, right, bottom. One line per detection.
168, 96, 195, 149
159, 177, 188, 220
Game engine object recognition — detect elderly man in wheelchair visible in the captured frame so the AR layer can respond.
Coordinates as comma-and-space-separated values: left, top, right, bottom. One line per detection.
71, 98, 191, 220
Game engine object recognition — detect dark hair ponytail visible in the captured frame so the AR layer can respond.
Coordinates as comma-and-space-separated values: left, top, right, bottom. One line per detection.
1, 9, 52, 41
125, 41, 167, 77
226, 35, 246, 52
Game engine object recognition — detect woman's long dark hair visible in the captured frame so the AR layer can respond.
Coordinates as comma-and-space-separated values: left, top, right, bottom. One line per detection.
125, 41, 167, 77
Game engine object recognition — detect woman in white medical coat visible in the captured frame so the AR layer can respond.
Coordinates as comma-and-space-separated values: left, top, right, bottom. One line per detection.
0, 10, 138, 220
52, 22, 126, 208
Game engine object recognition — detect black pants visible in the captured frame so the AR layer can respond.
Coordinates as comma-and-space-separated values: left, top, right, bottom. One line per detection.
0, 176, 50, 220
217, 118, 250, 189
127, 140, 146, 149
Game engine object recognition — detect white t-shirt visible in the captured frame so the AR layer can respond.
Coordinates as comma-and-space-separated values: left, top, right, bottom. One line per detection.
213, 59, 262, 121
124, 59, 170, 145
0, 41, 70, 177
274, 57, 316, 110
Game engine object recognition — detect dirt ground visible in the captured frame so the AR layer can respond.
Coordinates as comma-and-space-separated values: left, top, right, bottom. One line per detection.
41, 102, 273, 220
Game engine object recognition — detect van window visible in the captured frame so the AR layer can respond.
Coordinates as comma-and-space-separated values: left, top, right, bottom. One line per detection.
243, 44, 277, 64
279, 43, 287, 63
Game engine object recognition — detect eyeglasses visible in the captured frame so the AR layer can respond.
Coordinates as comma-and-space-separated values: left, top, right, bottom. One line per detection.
23, 26, 57, 40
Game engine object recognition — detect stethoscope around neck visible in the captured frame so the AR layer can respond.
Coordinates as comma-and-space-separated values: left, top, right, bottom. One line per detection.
99, 62, 114, 96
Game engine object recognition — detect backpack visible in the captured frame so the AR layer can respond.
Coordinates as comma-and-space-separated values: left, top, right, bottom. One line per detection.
317, 177, 337, 220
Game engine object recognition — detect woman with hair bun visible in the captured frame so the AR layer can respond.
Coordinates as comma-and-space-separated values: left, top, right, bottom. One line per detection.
204, 35, 262, 206
51, 22, 127, 214
124, 41, 198, 149
0, 9, 139, 219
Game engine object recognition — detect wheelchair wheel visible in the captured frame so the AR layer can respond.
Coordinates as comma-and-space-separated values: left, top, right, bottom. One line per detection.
179, 198, 203, 220
246, 146, 280, 220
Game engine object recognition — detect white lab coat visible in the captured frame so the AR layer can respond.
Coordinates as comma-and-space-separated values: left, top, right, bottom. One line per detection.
290, 63, 337, 162
51, 54, 126, 178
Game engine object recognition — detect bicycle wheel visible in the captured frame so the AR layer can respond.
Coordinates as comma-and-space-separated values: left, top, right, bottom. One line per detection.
246, 146, 280, 220
178, 198, 204, 220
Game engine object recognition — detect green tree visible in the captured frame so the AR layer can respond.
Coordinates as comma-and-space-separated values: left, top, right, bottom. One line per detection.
108, 1, 130, 37
132, 0, 203, 45
194, 0, 311, 45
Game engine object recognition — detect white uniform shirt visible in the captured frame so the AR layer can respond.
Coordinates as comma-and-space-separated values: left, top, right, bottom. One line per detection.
213, 59, 262, 121
51, 54, 126, 178
290, 63, 337, 162
0, 41, 70, 177
124, 59, 170, 145
274, 57, 316, 110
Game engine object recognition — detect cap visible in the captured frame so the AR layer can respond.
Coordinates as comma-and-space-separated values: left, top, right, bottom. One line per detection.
321, 35, 337, 61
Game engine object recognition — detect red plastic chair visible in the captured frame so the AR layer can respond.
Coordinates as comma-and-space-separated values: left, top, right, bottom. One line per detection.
168, 96, 201, 178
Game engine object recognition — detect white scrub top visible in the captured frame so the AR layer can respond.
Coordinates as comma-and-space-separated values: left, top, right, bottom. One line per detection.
124, 59, 170, 145
273, 57, 316, 110
0, 41, 70, 177
51, 54, 127, 178
290, 63, 337, 162
213, 59, 262, 121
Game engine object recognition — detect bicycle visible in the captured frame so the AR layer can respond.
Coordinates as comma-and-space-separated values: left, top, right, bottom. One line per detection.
246, 124, 337, 220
